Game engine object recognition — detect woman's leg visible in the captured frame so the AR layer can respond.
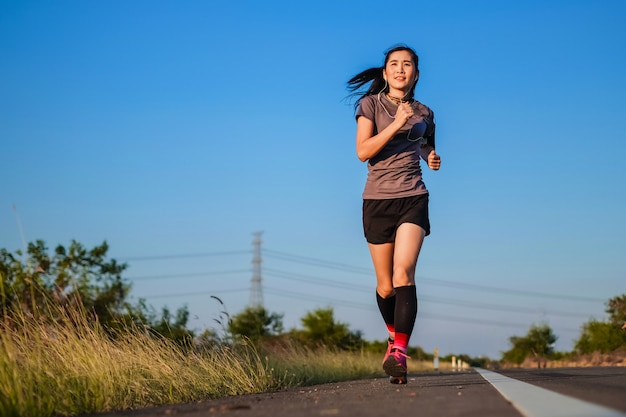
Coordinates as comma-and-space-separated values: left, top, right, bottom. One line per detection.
379, 223, 426, 383
391, 222, 426, 353
368, 222, 426, 342
392, 222, 426, 287
369, 242, 396, 341
368, 242, 394, 297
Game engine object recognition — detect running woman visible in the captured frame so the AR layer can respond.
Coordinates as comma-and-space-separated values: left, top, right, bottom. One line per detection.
347, 45, 441, 384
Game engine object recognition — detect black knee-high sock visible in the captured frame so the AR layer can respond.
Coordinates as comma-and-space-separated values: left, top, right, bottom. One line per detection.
376, 291, 396, 336
394, 285, 418, 351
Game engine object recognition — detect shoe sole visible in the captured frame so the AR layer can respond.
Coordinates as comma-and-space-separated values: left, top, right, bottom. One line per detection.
383, 356, 407, 382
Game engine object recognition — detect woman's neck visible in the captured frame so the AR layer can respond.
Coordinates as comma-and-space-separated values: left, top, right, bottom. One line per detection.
386, 90, 412, 105
387, 88, 411, 102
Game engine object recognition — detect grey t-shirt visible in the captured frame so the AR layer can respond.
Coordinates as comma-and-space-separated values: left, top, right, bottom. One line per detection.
356, 93, 436, 200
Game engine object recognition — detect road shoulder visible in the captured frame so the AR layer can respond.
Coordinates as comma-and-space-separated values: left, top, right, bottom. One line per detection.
87, 371, 521, 417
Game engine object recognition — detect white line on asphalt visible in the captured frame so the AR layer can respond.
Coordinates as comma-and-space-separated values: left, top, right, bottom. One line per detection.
475, 368, 626, 417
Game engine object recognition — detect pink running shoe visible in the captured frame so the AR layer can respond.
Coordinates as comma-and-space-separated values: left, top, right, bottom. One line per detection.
383, 348, 410, 384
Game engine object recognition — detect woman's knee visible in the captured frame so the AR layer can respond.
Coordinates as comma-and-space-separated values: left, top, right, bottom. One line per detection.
376, 285, 395, 298
392, 266, 415, 287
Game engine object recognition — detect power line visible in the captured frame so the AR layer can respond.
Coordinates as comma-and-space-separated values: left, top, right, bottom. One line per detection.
263, 286, 371, 310
116, 247, 607, 307
418, 277, 604, 303
421, 295, 591, 319
417, 312, 580, 333
266, 268, 588, 317
135, 284, 586, 333
124, 250, 604, 319
263, 249, 371, 274
261, 286, 544, 330
128, 269, 250, 281
264, 268, 359, 292
263, 248, 606, 303
141, 288, 248, 300
119, 250, 251, 262
141, 286, 541, 330
137, 285, 582, 332
114, 246, 608, 304
264, 268, 591, 319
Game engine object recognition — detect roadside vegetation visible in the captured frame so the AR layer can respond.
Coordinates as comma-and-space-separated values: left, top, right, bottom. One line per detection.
1, 240, 624, 415
0, 240, 438, 417
0, 300, 402, 417
500, 295, 626, 368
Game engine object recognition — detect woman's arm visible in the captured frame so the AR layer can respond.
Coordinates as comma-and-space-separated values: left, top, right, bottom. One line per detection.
356, 103, 413, 162
420, 144, 441, 170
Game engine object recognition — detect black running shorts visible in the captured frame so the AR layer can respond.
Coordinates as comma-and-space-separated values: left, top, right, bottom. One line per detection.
362, 194, 430, 244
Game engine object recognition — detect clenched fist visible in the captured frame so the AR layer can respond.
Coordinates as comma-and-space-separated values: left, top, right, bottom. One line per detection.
428, 151, 441, 170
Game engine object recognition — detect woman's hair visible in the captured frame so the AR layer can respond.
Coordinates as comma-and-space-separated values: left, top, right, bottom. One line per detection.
346, 45, 419, 110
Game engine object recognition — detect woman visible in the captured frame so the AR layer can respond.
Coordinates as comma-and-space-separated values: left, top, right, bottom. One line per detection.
347, 45, 441, 384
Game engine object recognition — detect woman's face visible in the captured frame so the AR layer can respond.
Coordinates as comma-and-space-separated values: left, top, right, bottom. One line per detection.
383, 50, 418, 94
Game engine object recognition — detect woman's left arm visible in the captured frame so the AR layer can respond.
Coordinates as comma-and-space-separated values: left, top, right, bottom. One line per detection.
420, 145, 441, 171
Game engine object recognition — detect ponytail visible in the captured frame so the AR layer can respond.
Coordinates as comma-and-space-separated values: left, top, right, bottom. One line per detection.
346, 67, 387, 110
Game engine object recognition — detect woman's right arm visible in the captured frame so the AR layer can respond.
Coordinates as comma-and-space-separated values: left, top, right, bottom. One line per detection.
355, 104, 413, 162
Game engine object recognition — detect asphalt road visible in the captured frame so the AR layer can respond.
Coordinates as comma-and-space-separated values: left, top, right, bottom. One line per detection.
91, 367, 626, 417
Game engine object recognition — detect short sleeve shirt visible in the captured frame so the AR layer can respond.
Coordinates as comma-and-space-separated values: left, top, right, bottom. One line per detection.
356, 93, 435, 199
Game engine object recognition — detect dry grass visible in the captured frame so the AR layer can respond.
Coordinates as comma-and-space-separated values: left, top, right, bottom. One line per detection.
509, 350, 626, 369
0, 307, 441, 417
263, 340, 446, 386
0, 308, 277, 417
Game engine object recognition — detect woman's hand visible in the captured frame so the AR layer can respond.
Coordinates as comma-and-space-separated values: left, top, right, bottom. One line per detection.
427, 150, 441, 170
395, 102, 414, 125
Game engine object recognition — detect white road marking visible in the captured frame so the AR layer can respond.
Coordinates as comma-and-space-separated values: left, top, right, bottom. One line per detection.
475, 368, 626, 417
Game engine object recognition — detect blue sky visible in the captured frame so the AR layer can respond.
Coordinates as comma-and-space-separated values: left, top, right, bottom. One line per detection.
1, 0, 625, 358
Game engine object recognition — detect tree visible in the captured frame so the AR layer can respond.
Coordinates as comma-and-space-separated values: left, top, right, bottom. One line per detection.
296, 307, 364, 350
573, 295, 626, 354
502, 323, 557, 368
0, 240, 193, 344
502, 336, 531, 366
525, 324, 557, 367
575, 318, 626, 354
228, 306, 284, 343
131, 301, 195, 346
0, 239, 129, 323
606, 294, 626, 326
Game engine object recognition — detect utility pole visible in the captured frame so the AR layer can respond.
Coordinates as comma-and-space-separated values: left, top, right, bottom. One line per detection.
13, 204, 27, 253
249, 231, 264, 308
